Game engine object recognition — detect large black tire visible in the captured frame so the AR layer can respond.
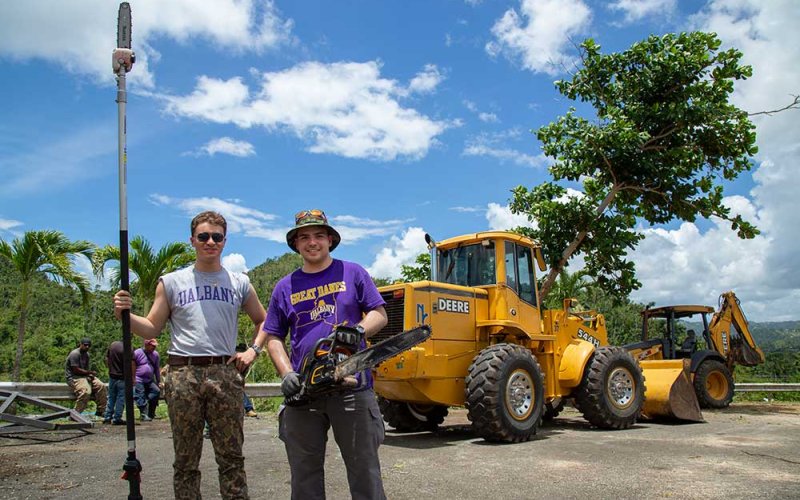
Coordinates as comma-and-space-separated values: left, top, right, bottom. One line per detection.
693, 360, 734, 409
465, 344, 545, 443
574, 346, 645, 430
378, 397, 448, 432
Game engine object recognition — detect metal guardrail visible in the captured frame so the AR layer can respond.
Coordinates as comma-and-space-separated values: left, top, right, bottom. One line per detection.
2, 382, 799, 401
734, 383, 800, 392
0, 382, 282, 401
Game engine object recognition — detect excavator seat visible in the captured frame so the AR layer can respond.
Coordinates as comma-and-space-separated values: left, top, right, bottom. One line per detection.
676, 330, 697, 358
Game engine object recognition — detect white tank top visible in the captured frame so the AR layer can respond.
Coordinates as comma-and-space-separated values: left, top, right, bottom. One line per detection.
160, 265, 251, 356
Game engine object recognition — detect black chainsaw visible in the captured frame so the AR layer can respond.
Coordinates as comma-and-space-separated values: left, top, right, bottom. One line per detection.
285, 324, 431, 406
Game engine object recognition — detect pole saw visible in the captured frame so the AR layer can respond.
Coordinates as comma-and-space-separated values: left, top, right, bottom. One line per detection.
113, 3, 141, 499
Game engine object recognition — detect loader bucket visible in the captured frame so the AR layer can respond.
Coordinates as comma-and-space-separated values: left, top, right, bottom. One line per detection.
639, 359, 704, 422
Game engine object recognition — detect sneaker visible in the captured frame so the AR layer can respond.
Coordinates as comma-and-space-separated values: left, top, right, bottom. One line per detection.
140, 415, 152, 422
245, 410, 259, 418
102, 418, 112, 424
113, 420, 126, 425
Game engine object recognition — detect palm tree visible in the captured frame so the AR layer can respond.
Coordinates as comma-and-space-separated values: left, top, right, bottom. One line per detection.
0, 230, 94, 381
93, 235, 195, 312
542, 269, 591, 310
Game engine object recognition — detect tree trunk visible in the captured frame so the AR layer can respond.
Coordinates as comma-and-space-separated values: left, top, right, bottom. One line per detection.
538, 186, 620, 303
12, 281, 30, 382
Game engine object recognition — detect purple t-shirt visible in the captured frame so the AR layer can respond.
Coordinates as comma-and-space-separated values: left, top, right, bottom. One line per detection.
133, 348, 160, 384
263, 259, 385, 388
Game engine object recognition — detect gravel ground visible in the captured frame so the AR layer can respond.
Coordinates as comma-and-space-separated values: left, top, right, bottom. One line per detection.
1, 402, 798, 499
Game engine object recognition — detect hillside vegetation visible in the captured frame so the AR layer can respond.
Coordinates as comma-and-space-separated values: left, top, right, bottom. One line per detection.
1, 254, 798, 389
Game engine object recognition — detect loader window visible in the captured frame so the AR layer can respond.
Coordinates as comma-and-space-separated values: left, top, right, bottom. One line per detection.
438, 242, 495, 287
504, 242, 537, 306
505, 242, 517, 291
516, 245, 536, 306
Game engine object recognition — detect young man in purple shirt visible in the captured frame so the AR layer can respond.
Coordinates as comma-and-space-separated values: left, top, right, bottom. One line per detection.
263, 209, 389, 500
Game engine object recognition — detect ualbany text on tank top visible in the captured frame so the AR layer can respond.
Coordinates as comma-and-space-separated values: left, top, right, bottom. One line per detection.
177, 285, 238, 307
290, 281, 347, 305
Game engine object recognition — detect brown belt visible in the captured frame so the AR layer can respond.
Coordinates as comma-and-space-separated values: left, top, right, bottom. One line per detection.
168, 355, 228, 366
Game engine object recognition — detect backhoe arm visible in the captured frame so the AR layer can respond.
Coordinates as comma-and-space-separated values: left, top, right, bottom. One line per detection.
708, 291, 765, 366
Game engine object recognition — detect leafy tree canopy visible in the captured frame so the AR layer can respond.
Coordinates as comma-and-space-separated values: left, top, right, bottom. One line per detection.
399, 253, 431, 283
511, 32, 758, 302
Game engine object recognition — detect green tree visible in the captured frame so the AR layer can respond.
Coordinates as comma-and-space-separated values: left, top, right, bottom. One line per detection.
93, 235, 194, 312
0, 230, 94, 381
511, 32, 758, 302
399, 253, 431, 283
541, 268, 590, 310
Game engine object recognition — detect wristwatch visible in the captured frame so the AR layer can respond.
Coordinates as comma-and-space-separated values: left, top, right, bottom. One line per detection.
249, 343, 263, 355
355, 325, 366, 336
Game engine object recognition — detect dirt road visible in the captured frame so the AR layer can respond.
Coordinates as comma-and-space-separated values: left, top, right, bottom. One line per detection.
1, 403, 798, 499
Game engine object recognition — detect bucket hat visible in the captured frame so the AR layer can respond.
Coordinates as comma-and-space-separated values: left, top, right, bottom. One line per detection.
286, 209, 341, 253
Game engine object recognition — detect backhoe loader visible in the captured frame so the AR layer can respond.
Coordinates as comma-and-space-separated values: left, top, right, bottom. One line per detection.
370, 231, 686, 443
625, 291, 764, 411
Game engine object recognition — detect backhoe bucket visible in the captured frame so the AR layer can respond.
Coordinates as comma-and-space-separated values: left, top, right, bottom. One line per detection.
639, 359, 704, 422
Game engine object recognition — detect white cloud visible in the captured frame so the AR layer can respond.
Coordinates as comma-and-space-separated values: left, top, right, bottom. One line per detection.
463, 131, 547, 168
223, 253, 248, 273
450, 206, 484, 213
149, 194, 282, 240
486, 203, 535, 230
463, 100, 500, 123
189, 137, 256, 158
630, 201, 771, 316
0, 217, 24, 233
366, 227, 429, 279
407, 64, 445, 95
163, 61, 454, 161
609, 0, 677, 23
0, 0, 293, 88
486, 0, 592, 75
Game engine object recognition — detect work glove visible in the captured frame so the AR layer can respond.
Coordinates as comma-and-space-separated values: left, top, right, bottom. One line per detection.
281, 371, 302, 397
335, 324, 365, 346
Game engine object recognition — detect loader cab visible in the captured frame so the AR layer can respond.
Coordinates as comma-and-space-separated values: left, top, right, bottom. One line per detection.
640, 305, 715, 359
433, 232, 547, 336
434, 232, 544, 303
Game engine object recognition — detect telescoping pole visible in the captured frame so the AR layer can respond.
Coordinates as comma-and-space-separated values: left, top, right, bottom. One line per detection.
113, 3, 141, 499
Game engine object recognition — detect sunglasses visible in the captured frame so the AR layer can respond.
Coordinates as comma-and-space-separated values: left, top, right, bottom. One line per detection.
195, 232, 225, 243
294, 209, 327, 225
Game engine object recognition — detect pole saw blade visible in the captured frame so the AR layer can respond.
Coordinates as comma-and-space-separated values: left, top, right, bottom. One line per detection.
334, 325, 431, 381
117, 3, 132, 49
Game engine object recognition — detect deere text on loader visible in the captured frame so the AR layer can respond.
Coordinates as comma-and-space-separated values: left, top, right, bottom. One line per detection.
625, 291, 765, 410
371, 231, 649, 443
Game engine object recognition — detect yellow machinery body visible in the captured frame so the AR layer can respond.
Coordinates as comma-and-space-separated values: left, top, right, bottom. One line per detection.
372, 232, 611, 408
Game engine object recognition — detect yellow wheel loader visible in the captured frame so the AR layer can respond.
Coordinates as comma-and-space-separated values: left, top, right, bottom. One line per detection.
625, 291, 764, 414
371, 231, 647, 443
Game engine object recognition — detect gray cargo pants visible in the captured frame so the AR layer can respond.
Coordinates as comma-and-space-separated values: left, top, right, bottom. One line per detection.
278, 389, 386, 500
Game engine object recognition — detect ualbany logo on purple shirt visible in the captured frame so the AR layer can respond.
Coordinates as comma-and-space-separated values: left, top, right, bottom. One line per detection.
177, 285, 237, 307
310, 298, 336, 321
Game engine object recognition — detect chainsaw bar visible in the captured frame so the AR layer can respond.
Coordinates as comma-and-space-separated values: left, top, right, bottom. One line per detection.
334, 325, 431, 381
117, 3, 132, 49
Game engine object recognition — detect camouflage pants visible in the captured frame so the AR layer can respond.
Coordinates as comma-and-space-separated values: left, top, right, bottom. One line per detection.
69, 377, 107, 414
164, 363, 247, 500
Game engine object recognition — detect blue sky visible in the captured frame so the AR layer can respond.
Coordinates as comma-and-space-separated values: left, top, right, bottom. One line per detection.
0, 0, 798, 321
